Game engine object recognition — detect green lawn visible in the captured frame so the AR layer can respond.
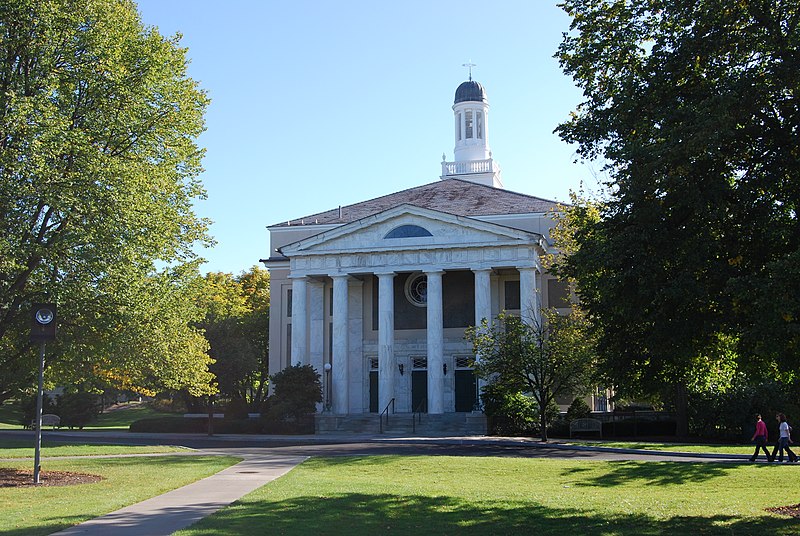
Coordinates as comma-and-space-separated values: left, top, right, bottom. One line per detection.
0, 400, 176, 430
566, 440, 757, 455
1, 454, 239, 536
0, 438, 188, 458
176, 456, 800, 536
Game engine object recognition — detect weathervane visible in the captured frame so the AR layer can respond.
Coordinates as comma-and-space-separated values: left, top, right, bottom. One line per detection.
462, 61, 476, 81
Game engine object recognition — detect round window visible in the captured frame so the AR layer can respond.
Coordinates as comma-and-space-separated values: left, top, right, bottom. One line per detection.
404, 273, 428, 307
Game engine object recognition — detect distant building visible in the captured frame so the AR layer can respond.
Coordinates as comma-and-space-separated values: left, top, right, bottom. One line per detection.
262, 79, 595, 424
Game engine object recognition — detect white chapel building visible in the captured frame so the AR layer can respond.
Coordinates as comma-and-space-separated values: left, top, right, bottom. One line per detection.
261, 79, 578, 429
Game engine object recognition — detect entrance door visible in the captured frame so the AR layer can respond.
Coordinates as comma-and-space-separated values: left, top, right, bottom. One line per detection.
411, 370, 427, 413
454, 369, 477, 412
369, 370, 378, 413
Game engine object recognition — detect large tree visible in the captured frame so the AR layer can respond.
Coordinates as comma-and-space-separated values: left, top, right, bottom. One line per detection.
0, 0, 214, 399
198, 267, 270, 408
467, 310, 597, 441
555, 1, 800, 433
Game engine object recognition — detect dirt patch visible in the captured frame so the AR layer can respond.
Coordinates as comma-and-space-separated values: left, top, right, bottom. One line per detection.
0, 468, 103, 487
766, 504, 800, 518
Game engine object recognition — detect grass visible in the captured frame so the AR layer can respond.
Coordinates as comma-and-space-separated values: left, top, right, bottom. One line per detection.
0, 438, 188, 458
566, 440, 757, 455
0, 400, 178, 431
0, 454, 239, 536
175, 456, 800, 536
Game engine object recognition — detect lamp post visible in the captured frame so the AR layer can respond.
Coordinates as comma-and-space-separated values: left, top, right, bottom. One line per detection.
323, 362, 332, 411
30, 304, 57, 485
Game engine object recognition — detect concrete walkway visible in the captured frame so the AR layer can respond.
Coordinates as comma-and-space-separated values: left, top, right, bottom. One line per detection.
52, 453, 307, 536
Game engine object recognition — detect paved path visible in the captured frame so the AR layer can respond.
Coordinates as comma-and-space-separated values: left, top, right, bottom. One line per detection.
0, 430, 759, 535
52, 453, 307, 536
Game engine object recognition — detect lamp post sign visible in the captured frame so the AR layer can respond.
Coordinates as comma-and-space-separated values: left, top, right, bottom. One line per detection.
30, 303, 56, 484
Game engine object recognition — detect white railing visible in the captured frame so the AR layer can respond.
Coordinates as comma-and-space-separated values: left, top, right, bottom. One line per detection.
441, 159, 498, 176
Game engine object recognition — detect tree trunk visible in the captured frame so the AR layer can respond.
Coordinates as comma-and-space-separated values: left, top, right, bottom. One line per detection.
674, 381, 689, 438
539, 391, 549, 442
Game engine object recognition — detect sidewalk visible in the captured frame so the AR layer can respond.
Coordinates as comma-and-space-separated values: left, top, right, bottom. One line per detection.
52, 453, 307, 536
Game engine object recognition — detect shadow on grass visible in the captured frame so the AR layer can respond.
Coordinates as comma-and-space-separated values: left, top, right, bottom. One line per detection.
562, 461, 735, 487
178, 492, 797, 536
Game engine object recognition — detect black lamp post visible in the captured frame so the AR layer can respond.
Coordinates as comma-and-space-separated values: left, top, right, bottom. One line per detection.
30, 303, 57, 485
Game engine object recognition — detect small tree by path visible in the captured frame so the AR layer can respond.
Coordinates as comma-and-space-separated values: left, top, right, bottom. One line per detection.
467, 309, 597, 441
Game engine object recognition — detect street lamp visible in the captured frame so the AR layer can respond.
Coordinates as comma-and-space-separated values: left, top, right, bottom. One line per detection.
324, 362, 332, 411
30, 303, 57, 485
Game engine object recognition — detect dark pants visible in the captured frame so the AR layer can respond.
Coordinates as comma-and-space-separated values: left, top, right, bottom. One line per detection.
751, 436, 770, 460
770, 437, 797, 462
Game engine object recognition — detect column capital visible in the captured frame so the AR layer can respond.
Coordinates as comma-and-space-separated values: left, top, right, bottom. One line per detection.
472, 267, 493, 274
516, 265, 541, 274
288, 273, 309, 280
423, 269, 445, 276
329, 273, 351, 281
375, 271, 396, 278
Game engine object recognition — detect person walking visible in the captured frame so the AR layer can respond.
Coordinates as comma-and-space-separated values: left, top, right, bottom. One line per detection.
769, 413, 797, 463
750, 414, 770, 462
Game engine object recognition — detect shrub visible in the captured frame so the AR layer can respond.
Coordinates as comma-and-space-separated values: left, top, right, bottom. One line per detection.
264, 364, 322, 422
224, 398, 250, 420
481, 382, 536, 436
56, 392, 100, 429
566, 397, 591, 422
18, 394, 57, 427
130, 417, 206, 433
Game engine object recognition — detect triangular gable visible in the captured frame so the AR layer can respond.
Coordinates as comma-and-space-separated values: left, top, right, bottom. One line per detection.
279, 204, 544, 257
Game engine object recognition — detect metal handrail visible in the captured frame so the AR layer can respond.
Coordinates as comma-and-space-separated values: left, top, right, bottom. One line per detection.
378, 398, 395, 433
412, 399, 426, 434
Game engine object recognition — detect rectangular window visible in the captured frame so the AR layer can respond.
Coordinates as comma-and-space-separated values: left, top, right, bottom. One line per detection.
287, 289, 293, 317
328, 321, 333, 357
412, 357, 427, 370
476, 112, 483, 139
329, 287, 334, 316
286, 324, 292, 366
504, 280, 521, 310
465, 110, 473, 138
370, 357, 379, 370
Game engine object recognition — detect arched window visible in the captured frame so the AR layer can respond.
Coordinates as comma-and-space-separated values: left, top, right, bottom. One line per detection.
384, 225, 433, 239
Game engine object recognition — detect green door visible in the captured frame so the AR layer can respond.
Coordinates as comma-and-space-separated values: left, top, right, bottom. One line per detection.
454, 369, 477, 412
369, 370, 378, 413
411, 370, 427, 413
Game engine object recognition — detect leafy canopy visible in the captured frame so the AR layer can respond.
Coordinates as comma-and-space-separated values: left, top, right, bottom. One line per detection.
0, 0, 213, 398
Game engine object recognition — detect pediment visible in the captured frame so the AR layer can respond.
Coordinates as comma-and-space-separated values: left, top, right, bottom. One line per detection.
279, 204, 542, 257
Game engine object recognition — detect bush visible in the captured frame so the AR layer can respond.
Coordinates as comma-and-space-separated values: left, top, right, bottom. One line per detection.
56, 392, 100, 429
566, 398, 591, 422
481, 382, 536, 436
18, 394, 57, 427
264, 364, 322, 422
224, 398, 250, 420
130, 417, 207, 433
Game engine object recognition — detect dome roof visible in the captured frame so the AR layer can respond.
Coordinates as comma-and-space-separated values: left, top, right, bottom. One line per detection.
454, 80, 487, 104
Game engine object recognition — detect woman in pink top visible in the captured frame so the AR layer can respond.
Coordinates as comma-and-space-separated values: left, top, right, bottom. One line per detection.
749, 414, 770, 462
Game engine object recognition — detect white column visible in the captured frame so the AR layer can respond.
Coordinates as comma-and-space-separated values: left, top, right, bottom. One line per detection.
377, 272, 395, 412
426, 270, 444, 414
331, 275, 349, 414
347, 278, 364, 413
518, 267, 539, 328
473, 269, 492, 328
308, 281, 325, 402
472, 268, 492, 401
290, 276, 307, 365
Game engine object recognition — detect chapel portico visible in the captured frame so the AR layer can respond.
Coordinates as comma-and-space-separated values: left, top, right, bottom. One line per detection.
274, 204, 548, 416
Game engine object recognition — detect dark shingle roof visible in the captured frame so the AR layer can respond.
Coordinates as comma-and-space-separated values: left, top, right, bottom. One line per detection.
270, 179, 560, 228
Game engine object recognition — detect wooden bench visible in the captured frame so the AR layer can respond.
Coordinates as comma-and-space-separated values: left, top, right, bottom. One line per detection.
31, 414, 61, 430
569, 417, 602, 438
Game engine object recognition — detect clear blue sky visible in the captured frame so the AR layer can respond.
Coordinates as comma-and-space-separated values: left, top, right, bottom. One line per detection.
135, 1, 594, 275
